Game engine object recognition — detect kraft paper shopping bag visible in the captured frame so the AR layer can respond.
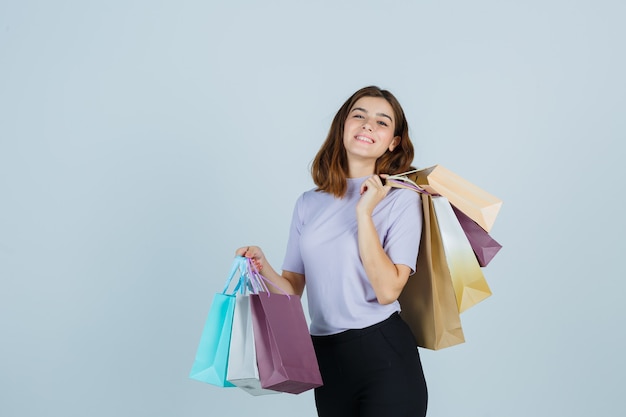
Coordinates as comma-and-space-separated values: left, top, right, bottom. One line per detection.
399, 193, 465, 350
406, 165, 502, 232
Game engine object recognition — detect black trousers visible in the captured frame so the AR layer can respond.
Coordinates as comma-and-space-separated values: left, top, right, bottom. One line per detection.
312, 313, 428, 417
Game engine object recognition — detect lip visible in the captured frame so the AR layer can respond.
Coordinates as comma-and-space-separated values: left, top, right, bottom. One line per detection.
355, 134, 375, 144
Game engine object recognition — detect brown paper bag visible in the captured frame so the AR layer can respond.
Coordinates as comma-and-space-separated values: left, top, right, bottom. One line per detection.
407, 165, 502, 232
399, 194, 465, 350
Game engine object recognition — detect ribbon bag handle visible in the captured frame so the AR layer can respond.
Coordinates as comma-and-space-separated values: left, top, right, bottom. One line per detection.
241, 257, 291, 298
222, 255, 292, 297
385, 169, 436, 195
221, 256, 251, 295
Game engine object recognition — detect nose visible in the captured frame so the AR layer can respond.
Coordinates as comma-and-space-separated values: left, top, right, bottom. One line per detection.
362, 120, 373, 131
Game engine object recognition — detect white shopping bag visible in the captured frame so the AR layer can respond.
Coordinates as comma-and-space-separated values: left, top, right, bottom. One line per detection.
227, 294, 279, 396
432, 196, 492, 313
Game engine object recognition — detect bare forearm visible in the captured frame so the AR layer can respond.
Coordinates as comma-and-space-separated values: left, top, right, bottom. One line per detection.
357, 213, 408, 304
257, 264, 304, 296
236, 246, 305, 297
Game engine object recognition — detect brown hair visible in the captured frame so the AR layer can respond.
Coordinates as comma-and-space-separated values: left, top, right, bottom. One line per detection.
311, 86, 414, 197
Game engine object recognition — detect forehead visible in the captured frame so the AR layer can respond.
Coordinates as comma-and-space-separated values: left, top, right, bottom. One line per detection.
350, 96, 394, 116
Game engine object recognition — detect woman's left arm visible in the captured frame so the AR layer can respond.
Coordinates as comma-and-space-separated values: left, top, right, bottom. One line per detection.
356, 175, 412, 305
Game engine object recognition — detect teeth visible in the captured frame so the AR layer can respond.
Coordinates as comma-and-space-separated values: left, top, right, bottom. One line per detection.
356, 135, 373, 143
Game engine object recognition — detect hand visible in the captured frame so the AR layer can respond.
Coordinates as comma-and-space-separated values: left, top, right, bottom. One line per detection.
357, 174, 392, 216
235, 245, 266, 273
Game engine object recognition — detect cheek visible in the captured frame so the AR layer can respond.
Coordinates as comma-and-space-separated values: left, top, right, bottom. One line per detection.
344, 119, 357, 132
380, 132, 395, 146
343, 121, 357, 140
342, 130, 352, 149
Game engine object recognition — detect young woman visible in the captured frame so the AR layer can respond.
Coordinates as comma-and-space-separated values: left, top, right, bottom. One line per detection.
236, 86, 427, 416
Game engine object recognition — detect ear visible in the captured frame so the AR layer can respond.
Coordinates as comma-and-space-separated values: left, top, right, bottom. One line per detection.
389, 136, 401, 152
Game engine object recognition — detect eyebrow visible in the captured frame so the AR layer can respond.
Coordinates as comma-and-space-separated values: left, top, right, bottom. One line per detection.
351, 107, 393, 122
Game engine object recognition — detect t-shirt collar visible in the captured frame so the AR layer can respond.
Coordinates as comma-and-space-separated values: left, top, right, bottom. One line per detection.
346, 176, 370, 194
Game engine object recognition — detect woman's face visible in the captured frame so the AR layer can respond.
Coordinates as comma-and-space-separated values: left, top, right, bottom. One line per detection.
342, 96, 400, 166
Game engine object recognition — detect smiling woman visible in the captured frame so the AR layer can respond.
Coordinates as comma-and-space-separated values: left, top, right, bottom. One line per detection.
236, 86, 427, 417
311, 86, 414, 198
342, 96, 401, 173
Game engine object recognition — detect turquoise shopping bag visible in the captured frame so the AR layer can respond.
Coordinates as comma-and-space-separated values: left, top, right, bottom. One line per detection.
189, 257, 248, 387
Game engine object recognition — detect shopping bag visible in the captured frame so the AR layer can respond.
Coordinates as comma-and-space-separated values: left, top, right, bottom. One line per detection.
189, 257, 248, 387
227, 294, 280, 396
432, 196, 492, 313
250, 292, 323, 394
452, 205, 502, 267
399, 193, 465, 350
406, 165, 502, 232
188, 293, 236, 386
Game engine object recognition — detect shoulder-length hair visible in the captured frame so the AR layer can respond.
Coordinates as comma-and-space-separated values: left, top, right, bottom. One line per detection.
311, 86, 415, 197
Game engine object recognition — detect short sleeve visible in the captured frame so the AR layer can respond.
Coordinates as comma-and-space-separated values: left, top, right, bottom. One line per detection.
383, 189, 423, 274
281, 193, 306, 275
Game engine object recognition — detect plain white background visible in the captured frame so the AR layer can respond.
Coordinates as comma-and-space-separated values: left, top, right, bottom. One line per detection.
1, 1, 624, 416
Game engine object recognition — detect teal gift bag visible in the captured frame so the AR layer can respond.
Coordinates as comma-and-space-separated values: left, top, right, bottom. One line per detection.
189, 257, 249, 387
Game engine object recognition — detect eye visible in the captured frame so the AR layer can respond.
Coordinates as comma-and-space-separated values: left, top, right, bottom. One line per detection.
377, 120, 389, 127
353, 114, 364, 119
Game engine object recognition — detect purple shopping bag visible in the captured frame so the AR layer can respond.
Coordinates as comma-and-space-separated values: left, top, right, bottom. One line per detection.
250, 292, 323, 394
452, 205, 502, 267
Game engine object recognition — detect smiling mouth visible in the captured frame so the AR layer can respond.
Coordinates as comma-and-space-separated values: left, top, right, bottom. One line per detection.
355, 135, 374, 144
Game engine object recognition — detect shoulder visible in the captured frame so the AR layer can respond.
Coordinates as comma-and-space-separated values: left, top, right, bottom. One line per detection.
292, 187, 330, 218
388, 187, 421, 206
385, 188, 422, 221
297, 187, 321, 203
297, 187, 333, 205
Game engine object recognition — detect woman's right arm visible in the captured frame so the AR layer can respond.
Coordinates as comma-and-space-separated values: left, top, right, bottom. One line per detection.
235, 245, 305, 297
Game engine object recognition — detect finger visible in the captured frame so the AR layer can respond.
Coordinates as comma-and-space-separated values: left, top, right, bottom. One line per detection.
245, 246, 263, 260
252, 259, 264, 272
235, 246, 248, 256
373, 175, 384, 186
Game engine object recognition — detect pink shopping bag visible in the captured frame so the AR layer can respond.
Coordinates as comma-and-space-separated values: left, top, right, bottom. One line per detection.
452, 205, 502, 267
250, 292, 323, 394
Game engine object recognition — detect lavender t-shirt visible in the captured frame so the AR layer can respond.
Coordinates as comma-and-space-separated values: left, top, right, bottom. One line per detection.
281, 176, 423, 335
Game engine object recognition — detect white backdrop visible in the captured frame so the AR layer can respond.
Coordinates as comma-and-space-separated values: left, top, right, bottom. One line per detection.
1, 1, 624, 416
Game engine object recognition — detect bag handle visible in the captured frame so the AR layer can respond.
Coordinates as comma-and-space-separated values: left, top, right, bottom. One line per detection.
221, 255, 291, 298
221, 256, 250, 295
242, 257, 291, 298
386, 168, 442, 196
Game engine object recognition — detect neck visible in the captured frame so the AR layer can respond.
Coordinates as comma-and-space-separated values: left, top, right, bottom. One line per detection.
347, 160, 376, 178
